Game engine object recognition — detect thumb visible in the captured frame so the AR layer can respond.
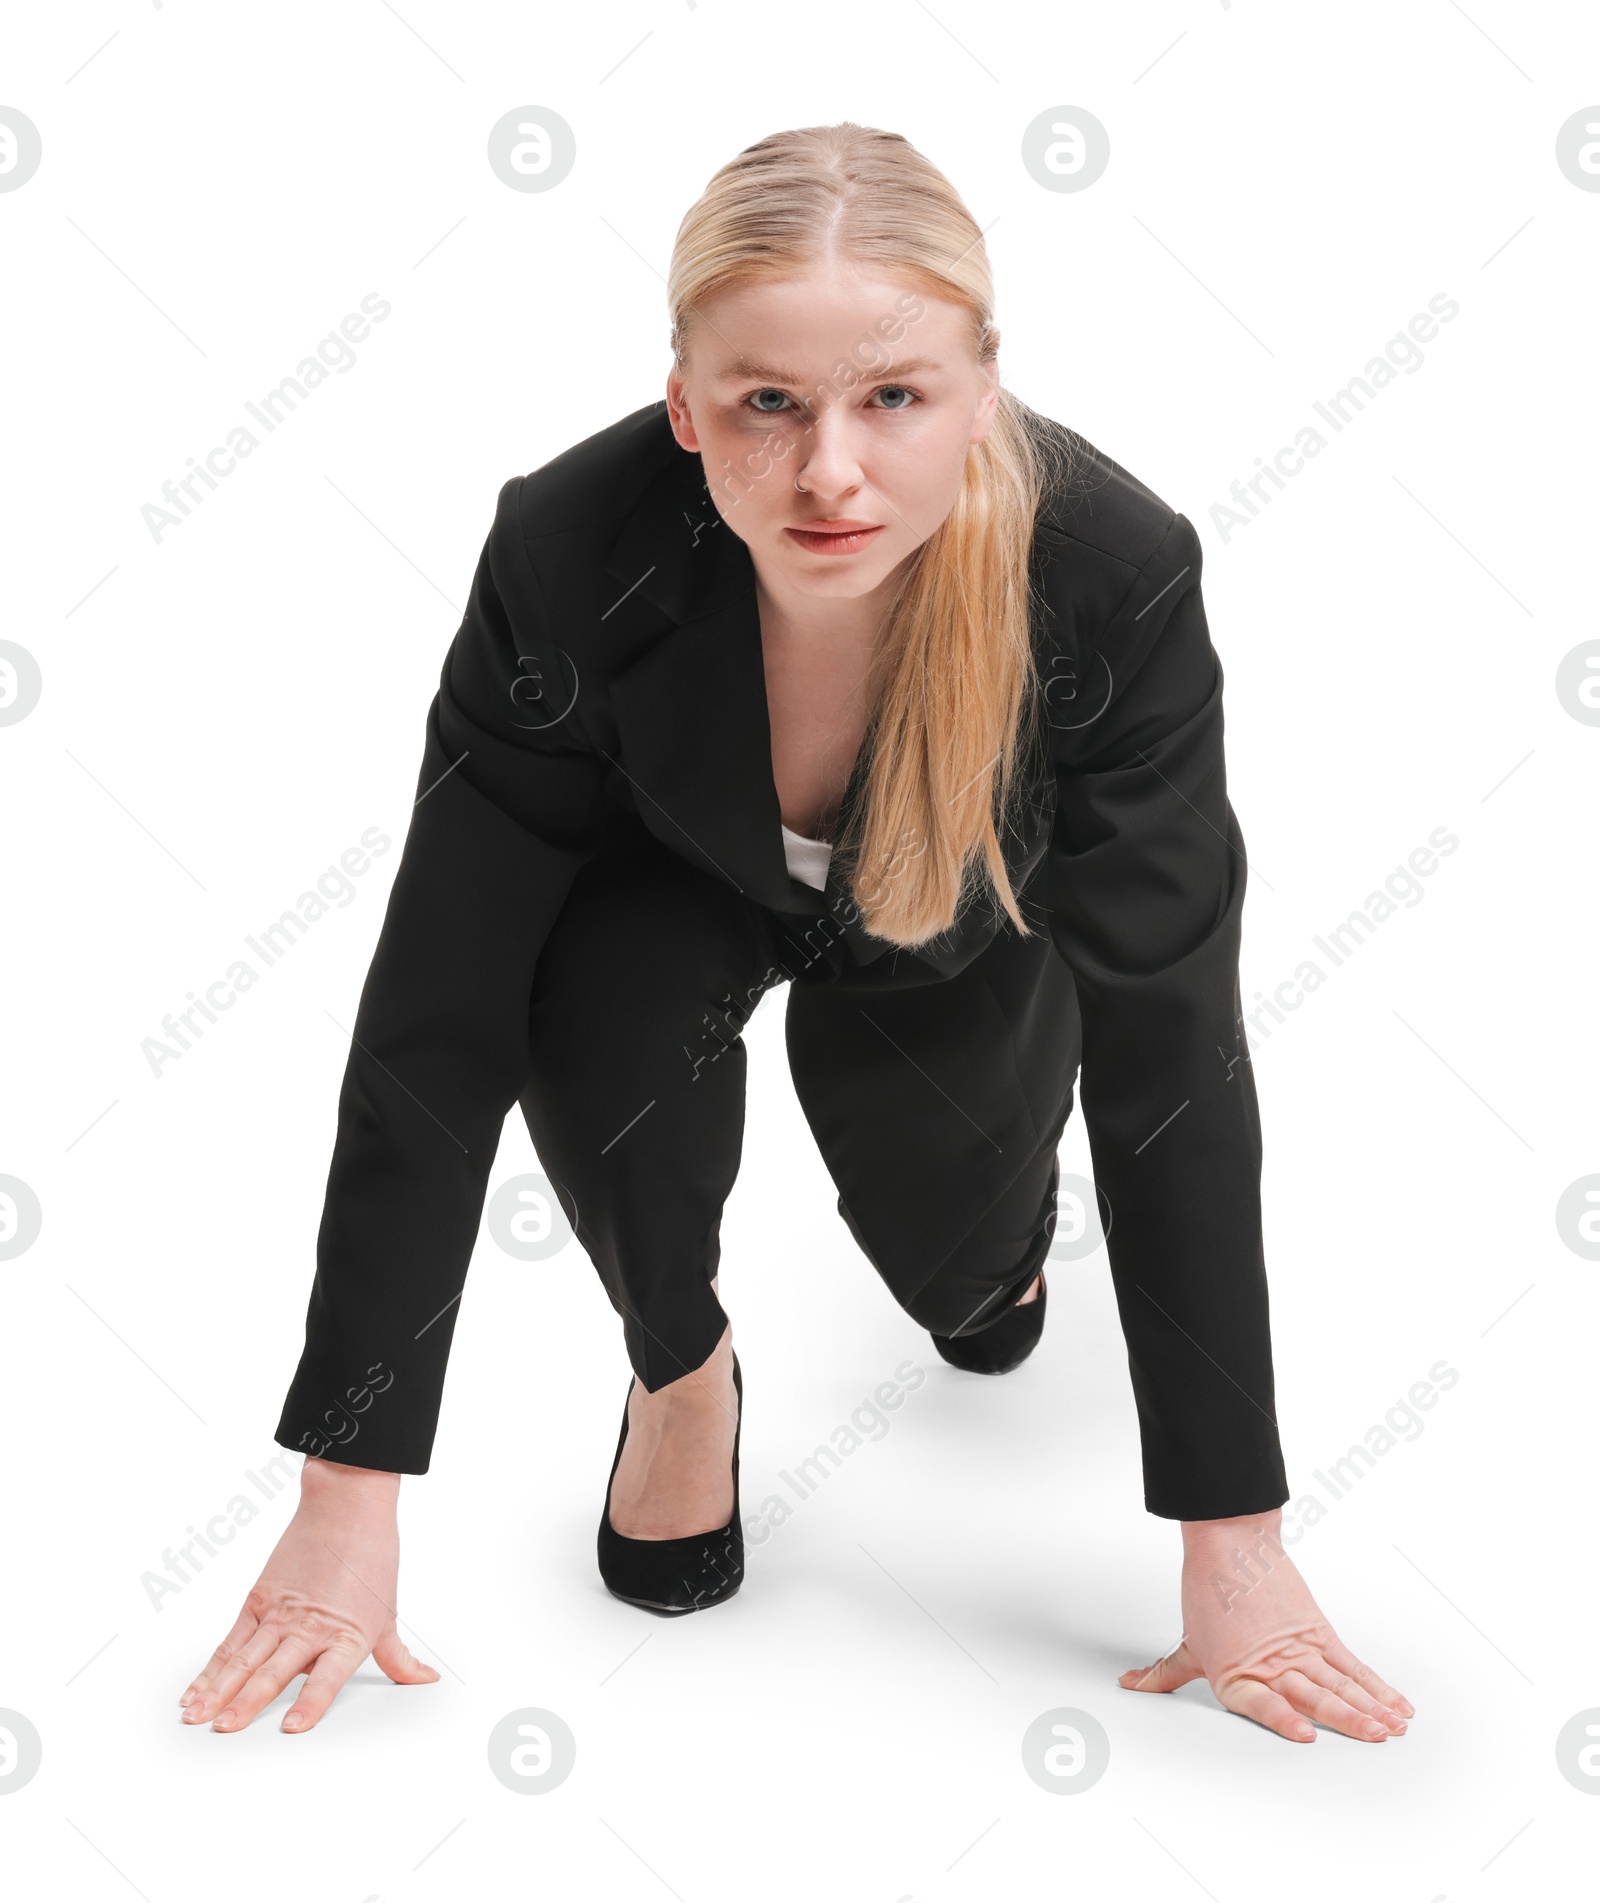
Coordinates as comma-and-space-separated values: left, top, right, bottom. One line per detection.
1118, 1637, 1201, 1694
372, 1627, 440, 1685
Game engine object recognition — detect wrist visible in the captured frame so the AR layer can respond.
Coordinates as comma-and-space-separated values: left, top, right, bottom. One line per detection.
1180, 1506, 1283, 1557
299, 1453, 402, 1501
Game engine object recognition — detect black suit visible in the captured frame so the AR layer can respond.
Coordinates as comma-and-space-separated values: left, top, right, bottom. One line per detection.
274, 400, 1291, 1520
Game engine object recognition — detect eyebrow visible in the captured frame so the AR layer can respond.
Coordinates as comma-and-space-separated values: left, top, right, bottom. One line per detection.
713, 354, 944, 383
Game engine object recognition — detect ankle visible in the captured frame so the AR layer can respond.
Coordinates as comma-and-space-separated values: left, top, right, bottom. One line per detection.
637, 1363, 735, 1420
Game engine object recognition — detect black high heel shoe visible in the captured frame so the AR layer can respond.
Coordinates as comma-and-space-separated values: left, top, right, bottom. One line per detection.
930, 1272, 1047, 1375
597, 1355, 744, 1616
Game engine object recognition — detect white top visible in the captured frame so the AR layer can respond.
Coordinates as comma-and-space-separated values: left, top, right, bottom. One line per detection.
780, 822, 833, 891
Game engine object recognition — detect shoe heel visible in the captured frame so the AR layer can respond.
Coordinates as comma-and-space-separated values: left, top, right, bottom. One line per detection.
597, 1355, 744, 1615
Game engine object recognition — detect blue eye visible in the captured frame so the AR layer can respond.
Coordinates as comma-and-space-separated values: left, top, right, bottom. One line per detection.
875, 385, 918, 409
748, 388, 790, 412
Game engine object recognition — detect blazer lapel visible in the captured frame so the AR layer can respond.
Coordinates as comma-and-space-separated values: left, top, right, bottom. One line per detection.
602, 437, 895, 965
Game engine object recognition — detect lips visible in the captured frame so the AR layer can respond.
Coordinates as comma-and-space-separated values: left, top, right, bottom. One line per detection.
784, 520, 885, 555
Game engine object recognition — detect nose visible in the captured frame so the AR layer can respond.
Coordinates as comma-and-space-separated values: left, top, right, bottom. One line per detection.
792, 404, 867, 503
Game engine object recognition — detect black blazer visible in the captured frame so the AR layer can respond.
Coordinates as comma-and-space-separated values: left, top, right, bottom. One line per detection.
279, 399, 1287, 1512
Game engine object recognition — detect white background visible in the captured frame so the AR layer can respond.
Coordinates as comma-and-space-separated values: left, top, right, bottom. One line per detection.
2, 3, 1596, 1898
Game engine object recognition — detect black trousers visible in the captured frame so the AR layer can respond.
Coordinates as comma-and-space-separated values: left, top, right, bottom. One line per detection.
517, 812, 1083, 1395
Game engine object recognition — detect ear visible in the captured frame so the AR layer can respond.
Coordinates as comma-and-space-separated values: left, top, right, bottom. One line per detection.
969, 355, 1002, 446
666, 369, 701, 452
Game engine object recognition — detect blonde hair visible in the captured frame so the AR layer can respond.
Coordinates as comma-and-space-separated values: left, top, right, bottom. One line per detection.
668, 122, 1071, 948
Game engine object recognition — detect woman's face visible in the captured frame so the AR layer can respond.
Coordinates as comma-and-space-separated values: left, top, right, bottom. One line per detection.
665, 259, 1000, 604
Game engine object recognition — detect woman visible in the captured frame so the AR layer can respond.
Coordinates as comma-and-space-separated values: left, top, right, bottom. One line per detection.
179, 123, 1412, 1747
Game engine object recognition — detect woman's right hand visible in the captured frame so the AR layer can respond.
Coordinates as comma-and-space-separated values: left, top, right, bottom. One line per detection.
178, 1454, 438, 1734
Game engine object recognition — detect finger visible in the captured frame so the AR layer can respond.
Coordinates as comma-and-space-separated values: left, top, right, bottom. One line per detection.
1298, 1654, 1407, 1731
183, 1619, 279, 1724
1118, 1639, 1200, 1694
1215, 1674, 1316, 1743
210, 1634, 321, 1733
372, 1627, 440, 1686
180, 1604, 264, 1711
281, 1640, 368, 1733
1319, 1633, 1415, 1718
1274, 1667, 1390, 1742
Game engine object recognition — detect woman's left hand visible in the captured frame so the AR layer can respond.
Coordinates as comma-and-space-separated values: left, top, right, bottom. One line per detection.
1117, 1509, 1414, 1744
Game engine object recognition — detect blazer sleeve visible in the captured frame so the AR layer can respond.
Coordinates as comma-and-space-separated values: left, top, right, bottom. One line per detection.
1044, 511, 1290, 1520
274, 475, 609, 1474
